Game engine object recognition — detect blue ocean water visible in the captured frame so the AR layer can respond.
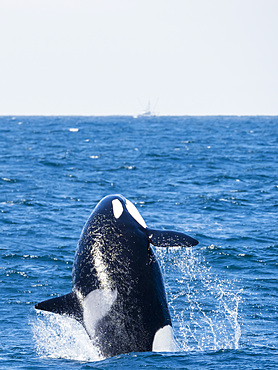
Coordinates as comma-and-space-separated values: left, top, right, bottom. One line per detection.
0, 115, 277, 369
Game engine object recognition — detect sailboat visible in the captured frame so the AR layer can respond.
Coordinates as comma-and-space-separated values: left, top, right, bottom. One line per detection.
140, 101, 153, 117
134, 100, 158, 118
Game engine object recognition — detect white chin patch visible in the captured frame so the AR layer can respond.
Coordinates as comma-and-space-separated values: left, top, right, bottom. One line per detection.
152, 325, 177, 352
112, 199, 123, 219
126, 199, 147, 228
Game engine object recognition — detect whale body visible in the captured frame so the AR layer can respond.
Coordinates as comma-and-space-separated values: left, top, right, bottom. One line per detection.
35, 194, 198, 358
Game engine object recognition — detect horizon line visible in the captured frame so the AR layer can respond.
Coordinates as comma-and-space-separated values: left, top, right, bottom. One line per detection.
1, 113, 278, 118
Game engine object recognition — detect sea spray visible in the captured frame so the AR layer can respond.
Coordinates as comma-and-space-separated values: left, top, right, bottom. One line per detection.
31, 246, 242, 360
31, 310, 103, 361
155, 246, 242, 351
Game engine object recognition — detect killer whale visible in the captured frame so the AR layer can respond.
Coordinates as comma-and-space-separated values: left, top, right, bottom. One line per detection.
35, 194, 198, 358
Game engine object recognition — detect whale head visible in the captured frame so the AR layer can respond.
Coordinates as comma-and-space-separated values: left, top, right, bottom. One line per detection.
90, 194, 147, 229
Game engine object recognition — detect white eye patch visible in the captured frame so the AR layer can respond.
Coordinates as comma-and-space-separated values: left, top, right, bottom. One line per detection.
126, 199, 147, 228
112, 199, 123, 219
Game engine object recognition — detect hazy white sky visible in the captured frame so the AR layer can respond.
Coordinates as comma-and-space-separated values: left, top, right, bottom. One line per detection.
0, 0, 278, 115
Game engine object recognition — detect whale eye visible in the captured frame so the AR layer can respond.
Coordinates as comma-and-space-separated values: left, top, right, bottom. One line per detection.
112, 199, 123, 219
126, 199, 147, 228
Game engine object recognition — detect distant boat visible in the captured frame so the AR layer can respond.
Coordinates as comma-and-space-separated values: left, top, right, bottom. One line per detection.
140, 101, 153, 117
134, 100, 158, 118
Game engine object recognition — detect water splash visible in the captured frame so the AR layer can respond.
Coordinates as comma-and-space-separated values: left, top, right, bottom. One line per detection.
31, 247, 242, 361
31, 311, 103, 362
155, 246, 242, 352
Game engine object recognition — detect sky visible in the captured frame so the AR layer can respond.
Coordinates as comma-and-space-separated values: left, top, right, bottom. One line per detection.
0, 0, 278, 116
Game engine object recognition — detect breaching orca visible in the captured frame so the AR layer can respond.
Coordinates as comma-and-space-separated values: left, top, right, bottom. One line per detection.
35, 194, 198, 358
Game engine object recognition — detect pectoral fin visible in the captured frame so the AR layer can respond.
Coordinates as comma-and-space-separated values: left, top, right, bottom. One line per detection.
147, 228, 198, 247
35, 291, 83, 322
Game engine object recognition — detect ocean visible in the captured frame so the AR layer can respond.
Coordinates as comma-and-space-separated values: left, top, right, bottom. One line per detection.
0, 115, 277, 369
